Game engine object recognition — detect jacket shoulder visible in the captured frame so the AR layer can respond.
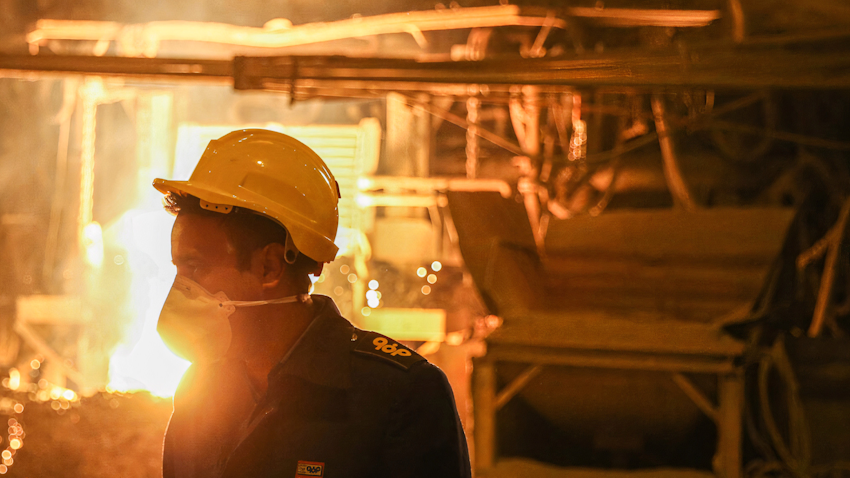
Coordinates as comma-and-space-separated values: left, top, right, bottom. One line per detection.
351, 329, 426, 370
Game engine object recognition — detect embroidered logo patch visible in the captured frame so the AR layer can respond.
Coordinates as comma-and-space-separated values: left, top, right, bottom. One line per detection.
296, 461, 324, 477
351, 331, 426, 370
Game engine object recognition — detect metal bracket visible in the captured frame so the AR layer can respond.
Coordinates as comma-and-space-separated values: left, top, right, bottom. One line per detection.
495, 364, 543, 410
672, 372, 718, 422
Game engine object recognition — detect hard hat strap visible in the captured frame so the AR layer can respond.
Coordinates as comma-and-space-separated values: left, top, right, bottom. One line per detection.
284, 230, 300, 265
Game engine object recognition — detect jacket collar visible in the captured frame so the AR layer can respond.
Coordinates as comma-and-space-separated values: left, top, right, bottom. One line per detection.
268, 295, 354, 391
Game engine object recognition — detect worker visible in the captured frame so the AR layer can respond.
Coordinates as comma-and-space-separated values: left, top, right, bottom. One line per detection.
154, 129, 471, 478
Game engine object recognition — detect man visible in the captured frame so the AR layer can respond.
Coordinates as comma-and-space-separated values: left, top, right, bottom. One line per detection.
154, 129, 471, 478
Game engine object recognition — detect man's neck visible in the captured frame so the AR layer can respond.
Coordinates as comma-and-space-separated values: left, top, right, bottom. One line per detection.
229, 300, 315, 397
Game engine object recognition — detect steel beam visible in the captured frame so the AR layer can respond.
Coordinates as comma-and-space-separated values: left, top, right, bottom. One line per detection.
2, 43, 849, 92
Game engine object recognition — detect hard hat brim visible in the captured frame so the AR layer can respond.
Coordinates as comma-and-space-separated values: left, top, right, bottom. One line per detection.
153, 178, 339, 263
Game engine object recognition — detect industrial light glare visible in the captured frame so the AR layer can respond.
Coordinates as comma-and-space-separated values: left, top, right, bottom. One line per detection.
416, 267, 427, 277
340, 264, 350, 274
367, 298, 380, 308
347, 274, 358, 284
421, 285, 431, 295
431, 261, 442, 272
62, 390, 76, 401
82, 222, 104, 268
427, 274, 437, 284
9, 439, 20, 450
365, 290, 378, 301
30, 360, 40, 370
361, 307, 372, 316
368, 280, 379, 290
7, 370, 19, 391
355, 194, 371, 208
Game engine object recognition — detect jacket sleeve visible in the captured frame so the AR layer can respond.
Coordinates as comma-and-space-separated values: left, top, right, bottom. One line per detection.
382, 362, 472, 478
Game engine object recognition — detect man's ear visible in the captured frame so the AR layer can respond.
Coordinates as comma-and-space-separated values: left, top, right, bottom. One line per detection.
259, 243, 287, 290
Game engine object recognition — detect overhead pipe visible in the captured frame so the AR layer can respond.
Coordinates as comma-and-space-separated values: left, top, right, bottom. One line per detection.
651, 94, 698, 211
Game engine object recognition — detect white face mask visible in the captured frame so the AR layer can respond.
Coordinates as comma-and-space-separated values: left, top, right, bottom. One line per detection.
156, 275, 308, 364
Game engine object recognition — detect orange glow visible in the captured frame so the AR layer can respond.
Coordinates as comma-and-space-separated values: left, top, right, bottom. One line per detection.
9, 440, 20, 450
105, 209, 190, 397
7, 370, 19, 392
106, 92, 189, 397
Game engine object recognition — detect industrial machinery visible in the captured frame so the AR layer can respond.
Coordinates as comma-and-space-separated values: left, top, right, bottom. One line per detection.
1, 1, 850, 477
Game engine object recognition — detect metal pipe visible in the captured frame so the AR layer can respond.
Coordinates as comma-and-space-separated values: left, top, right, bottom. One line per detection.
25, 6, 723, 56
359, 176, 512, 198
809, 196, 850, 337
466, 97, 480, 179
28, 6, 568, 52
651, 94, 698, 211
727, 0, 746, 43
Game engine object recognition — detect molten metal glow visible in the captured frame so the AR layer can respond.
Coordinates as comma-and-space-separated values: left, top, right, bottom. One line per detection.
107, 209, 189, 397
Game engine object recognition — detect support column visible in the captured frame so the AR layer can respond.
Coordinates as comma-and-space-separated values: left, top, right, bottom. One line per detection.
715, 370, 744, 478
472, 357, 496, 472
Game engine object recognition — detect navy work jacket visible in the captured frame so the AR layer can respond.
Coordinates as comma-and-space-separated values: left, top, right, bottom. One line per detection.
162, 295, 471, 478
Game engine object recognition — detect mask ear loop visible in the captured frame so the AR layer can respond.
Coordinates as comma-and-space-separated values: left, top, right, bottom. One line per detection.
284, 230, 299, 265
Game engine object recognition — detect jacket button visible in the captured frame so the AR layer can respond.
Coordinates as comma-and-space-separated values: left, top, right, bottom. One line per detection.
351, 333, 358, 342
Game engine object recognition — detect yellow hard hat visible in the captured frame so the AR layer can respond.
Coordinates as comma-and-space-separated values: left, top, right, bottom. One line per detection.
153, 129, 340, 263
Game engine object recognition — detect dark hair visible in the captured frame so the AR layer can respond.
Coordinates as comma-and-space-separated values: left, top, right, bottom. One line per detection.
164, 193, 318, 291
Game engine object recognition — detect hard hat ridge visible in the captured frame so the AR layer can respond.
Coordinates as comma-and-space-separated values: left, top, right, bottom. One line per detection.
153, 129, 340, 263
